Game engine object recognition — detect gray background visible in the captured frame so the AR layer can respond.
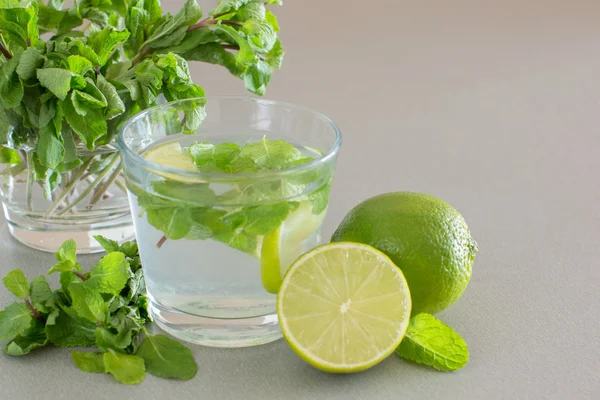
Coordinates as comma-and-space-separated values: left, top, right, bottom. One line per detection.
2, 0, 600, 398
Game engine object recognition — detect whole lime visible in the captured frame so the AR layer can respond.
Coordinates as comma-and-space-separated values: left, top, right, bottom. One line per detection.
331, 192, 478, 315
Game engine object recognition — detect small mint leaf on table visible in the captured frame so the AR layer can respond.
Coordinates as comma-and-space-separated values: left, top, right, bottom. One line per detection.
0, 303, 33, 341
103, 349, 146, 385
93, 235, 120, 253
85, 252, 129, 296
3, 320, 48, 356
2, 269, 30, 299
72, 350, 105, 373
137, 333, 198, 380
56, 239, 77, 265
396, 313, 469, 372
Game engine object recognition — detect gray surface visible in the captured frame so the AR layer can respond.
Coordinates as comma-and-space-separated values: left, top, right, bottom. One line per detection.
2, 0, 600, 398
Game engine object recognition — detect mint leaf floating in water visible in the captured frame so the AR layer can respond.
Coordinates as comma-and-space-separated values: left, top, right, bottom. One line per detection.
137, 330, 198, 380
396, 313, 469, 372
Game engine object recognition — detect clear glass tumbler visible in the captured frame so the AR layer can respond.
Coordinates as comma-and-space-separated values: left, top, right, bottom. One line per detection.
118, 97, 341, 347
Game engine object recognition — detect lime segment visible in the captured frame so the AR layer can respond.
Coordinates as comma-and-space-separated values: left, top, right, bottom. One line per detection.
143, 142, 203, 182
277, 242, 412, 373
261, 227, 282, 294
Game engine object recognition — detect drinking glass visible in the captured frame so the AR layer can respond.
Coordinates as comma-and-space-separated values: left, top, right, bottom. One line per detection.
118, 97, 341, 347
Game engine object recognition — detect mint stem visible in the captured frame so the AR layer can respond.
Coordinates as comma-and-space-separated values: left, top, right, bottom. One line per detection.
73, 270, 88, 281
45, 157, 96, 217
188, 18, 242, 31
0, 40, 11, 59
25, 152, 34, 212
24, 298, 45, 323
156, 236, 167, 249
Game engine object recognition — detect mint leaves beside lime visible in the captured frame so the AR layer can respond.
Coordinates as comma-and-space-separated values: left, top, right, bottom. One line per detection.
0, 237, 198, 385
396, 313, 469, 372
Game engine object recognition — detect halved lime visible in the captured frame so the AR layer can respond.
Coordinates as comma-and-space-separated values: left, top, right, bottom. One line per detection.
277, 242, 412, 373
143, 142, 202, 182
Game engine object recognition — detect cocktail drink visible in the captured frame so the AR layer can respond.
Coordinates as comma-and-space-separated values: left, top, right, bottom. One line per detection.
118, 98, 341, 347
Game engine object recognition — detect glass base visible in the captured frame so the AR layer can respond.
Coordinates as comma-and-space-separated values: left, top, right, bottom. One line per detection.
3, 204, 135, 254
149, 297, 283, 348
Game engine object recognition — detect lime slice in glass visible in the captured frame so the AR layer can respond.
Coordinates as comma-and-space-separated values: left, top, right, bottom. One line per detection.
277, 242, 412, 373
143, 142, 203, 182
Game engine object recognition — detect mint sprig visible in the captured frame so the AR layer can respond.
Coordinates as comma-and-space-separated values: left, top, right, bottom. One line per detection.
1, 0, 285, 216
396, 313, 469, 372
0, 237, 198, 385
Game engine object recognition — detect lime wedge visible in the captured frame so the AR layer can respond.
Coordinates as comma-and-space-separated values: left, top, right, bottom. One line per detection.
261, 227, 282, 294
277, 242, 412, 373
143, 142, 203, 182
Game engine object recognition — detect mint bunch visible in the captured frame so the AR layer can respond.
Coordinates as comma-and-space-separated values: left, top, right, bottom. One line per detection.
396, 313, 469, 372
0, 237, 197, 385
0, 0, 284, 212
136, 138, 331, 252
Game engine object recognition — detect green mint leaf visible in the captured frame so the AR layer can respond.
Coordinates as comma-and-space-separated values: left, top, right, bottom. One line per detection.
35, 128, 65, 169
39, 99, 57, 128
48, 260, 77, 275
265, 0, 283, 5
69, 282, 108, 323
38, 3, 65, 30
0, 53, 24, 109
137, 333, 198, 380
188, 141, 257, 173
67, 55, 93, 76
36, 68, 72, 101
87, 27, 130, 66
46, 308, 59, 326
56, 238, 77, 264
396, 313, 469, 372
29, 276, 53, 313
103, 349, 146, 385
265, 38, 284, 69
68, 40, 101, 66
236, 2, 265, 20
71, 90, 105, 114
71, 350, 105, 373
222, 202, 294, 235
143, 0, 202, 49
265, 9, 279, 32
240, 136, 304, 170
0, 146, 21, 164
213, 0, 257, 16
0, 1, 33, 8
242, 18, 276, 52
95, 326, 131, 351
45, 307, 97, 347
309, 183, 331, 215
146, 207, 192, 240
16, 47, 44, 81
164, 29, 219, 54
86, 252, 129, 296
2, 269, 30, 299
213, 228, 257, 255
0, 303, 33, 341
62, 97, 107, 150
82, 7, 109, 28
242, 59, 272, 96
96, 75, 125, 120
213, 24, 255, 66
93, 235, 120, 253
3, 320, 48, 356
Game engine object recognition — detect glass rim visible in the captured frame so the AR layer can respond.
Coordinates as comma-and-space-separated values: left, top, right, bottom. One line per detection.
117, 96, 342, 180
